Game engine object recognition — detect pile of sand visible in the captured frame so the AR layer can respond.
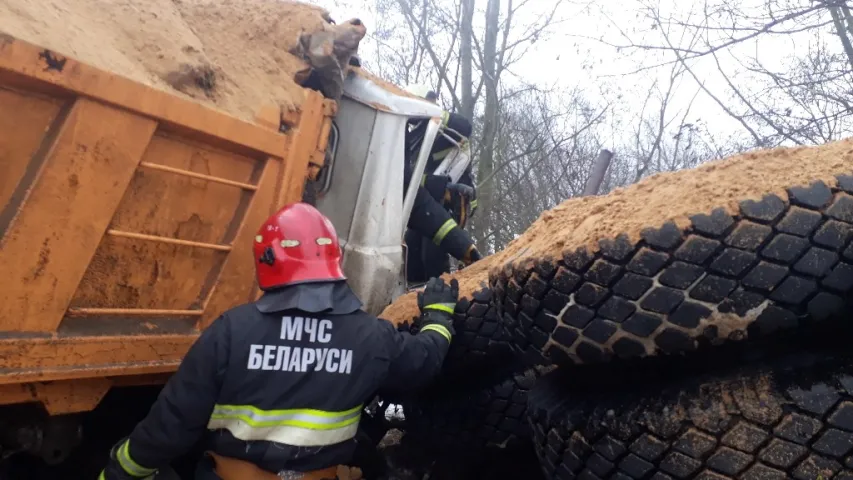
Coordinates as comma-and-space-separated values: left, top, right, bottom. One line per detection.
0, 0, 333, 121
381, 138, 853, 323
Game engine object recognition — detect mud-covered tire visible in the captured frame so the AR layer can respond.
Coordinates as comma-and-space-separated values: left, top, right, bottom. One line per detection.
403, 366, 547, 452
528, 350, 853, 480
403, 287, 515, 378
494, 177, 853, 367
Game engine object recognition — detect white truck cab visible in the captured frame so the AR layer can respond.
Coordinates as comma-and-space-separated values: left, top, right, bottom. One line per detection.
313, 72, 448, 315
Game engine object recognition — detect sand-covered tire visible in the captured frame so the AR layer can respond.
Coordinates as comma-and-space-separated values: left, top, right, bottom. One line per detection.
402, 367, 546, 452
402, 287, 515, 378
528, 351, 853, 480
495, 176, 853, 367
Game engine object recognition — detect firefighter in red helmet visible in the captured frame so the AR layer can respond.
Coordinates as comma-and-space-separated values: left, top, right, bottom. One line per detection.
99, 202, 459, 480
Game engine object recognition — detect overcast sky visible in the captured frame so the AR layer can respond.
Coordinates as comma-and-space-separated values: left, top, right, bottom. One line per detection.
305, 0, 839, 147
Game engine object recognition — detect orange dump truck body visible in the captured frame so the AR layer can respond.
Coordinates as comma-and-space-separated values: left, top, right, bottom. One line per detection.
0, 35, 333, 416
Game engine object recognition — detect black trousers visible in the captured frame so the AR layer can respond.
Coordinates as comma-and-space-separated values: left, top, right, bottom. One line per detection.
405, 228, 451, 283
405, 186, 474, 280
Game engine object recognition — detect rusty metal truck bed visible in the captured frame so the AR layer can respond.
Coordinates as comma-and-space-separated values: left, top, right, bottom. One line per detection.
0, 34, 332, 415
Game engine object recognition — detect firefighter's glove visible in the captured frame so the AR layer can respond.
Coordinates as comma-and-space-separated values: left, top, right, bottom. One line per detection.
416, 277, 459, 342
99, 438, 157, 480
417, 277, 459, 314
444, 182, 476, 227
461, 245, 483, 267
446, 183, 474, 200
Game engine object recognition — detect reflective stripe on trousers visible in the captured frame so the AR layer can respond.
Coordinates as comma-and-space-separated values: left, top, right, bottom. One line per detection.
207, 404, 362, 447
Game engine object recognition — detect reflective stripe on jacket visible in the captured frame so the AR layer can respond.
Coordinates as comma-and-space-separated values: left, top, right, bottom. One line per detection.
207, 404, 362, 446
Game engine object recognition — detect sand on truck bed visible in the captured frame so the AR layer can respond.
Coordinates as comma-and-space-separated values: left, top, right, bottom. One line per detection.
0, 0, 333, 121
381, 137, 853, 325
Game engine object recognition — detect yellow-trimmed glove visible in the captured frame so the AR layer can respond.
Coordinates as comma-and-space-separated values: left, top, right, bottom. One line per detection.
416, 277, 459, 342
98, 438, 157, 480
443, 182, 476, 228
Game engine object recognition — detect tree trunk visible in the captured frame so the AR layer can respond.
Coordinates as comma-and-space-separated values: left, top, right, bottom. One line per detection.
474, 0, 501, 254
829, 6, 853, 72
582, 150, 614, 196
460, 0, 475, 119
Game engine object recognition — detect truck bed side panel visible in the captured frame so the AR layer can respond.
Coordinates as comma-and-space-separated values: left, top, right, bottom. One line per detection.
0, 35, 326, 413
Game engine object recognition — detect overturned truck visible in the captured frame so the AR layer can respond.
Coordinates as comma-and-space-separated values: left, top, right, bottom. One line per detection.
0, 1, 462, 477
4, 0, 853, 479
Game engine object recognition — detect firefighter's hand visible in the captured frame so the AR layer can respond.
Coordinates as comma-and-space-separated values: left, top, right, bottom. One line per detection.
444, 183, 477, 227
99, 438, 156, 480
446, 183, 474, 200
455, 245, 483, 272
416, 277, 458, 342
417, 277, 459, 315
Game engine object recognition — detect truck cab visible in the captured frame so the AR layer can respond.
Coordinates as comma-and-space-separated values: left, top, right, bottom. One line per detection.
314, 72, 448, 315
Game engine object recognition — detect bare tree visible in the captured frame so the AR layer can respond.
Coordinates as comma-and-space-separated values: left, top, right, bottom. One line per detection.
312, 0, 741, 254
351, 0, 570, 252
460, 0, 475, 118
598, 0, 853, 147
478, 85, 610, 249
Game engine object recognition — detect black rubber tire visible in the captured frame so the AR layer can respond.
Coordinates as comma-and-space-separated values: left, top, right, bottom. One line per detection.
402, 286, 515, 378
402, 366, 548, 452
493, 176, 853, 367
528, 349, 853, 480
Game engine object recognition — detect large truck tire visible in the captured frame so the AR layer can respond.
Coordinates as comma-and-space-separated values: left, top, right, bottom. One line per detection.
400, 287, 515, 379
495, 177, 853, 367
402, 366, 547, 452
528, 350, 853, 480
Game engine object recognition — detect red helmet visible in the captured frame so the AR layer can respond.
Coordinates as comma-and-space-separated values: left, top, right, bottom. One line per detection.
253, 202, 346, 290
